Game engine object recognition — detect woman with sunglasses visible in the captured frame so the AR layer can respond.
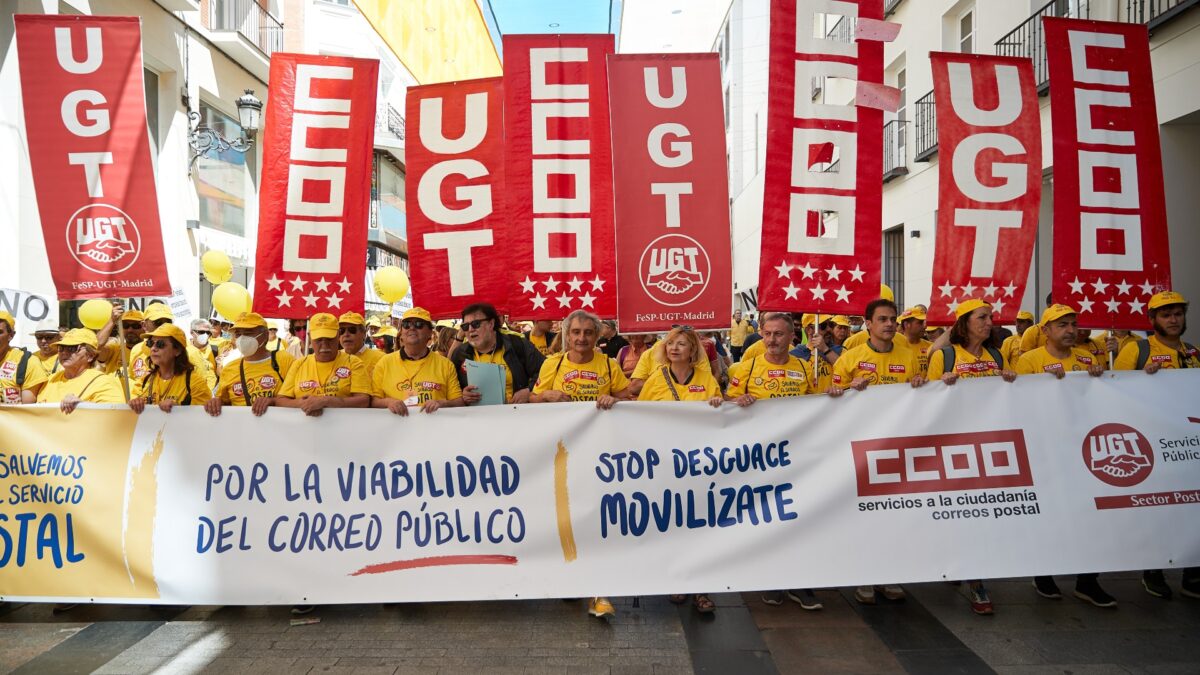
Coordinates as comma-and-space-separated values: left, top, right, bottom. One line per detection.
37, 329, 125, 413
129, 324, 212, 413
637, 326, 723, 615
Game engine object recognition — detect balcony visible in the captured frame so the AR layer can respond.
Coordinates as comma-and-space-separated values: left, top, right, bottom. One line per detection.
885, 0, 905, 17
883, 119, 908, 182
204, 0, 283, 81
374, 102, 405, 159
1127, 0, 1200, 30
994, 0, 1090, 95
826, 15, 855, 44
913, 90, 937, 162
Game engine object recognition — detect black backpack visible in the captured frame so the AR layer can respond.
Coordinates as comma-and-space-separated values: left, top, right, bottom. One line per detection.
1134, 339, 1196, 370
13, 349, 32, 387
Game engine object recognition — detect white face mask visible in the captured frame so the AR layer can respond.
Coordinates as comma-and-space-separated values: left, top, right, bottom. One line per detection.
236, 335, 261, 356
194, 333, 209, 347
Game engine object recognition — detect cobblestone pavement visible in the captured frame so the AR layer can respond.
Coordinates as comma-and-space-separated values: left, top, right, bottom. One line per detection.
3, 573, 1199, 674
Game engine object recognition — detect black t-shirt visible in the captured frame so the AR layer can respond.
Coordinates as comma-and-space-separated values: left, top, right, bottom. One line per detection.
601, 334, 629, 359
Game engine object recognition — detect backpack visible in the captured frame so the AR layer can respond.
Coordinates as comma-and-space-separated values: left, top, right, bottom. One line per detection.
1135, 339, 1196, 370
13, 349, 32, 387
940, 345, 1004, 373
238, 351, 282, 405
141, 369, 192, 405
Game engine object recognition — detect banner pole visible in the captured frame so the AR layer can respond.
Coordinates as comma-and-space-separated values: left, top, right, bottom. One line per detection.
117, 313, 131, 402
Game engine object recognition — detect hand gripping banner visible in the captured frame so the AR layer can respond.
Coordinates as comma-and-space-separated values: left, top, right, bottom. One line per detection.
759, 0, 885, 314
1044, 18, 1171, 329
927, 53, 1042, 326
14, 15, 171, 300
608, 54, 732, 332
503, 34, 617, 320
406, 77, 510, 319
253, 54, 379, 319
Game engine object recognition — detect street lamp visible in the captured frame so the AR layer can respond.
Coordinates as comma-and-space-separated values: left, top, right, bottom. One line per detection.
187, 89, 262, 176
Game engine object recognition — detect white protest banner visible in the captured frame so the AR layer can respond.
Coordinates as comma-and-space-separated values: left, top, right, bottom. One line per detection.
2, 372, 1198, 604
0, 287, 59, 348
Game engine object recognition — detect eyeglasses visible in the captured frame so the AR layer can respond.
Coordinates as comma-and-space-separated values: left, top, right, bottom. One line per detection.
401, 320, 431, 330
35, 334, 58, 342
462, 318, 491, 331
58, 344, 81, 355
338, 326, 361, 335
192, 330, 211, 336
121, 322, 141, 330
671, 324, 695, 332
148, 339, 173, 350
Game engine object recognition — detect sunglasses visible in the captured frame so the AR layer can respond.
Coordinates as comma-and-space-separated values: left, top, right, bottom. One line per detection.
35, 334, 59, 342
58, 344, 81, 355
671, 324, 695, 332
193, 330, 211, 336
121, 322, 142, 330
401, 320, 431, 330
148, 339, 174, 350
462, 318, 491, 331
338, 326, 362, 335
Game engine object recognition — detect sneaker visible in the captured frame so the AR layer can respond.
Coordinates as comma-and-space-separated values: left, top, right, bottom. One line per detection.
854, 586, 876, 605
1142, 570, 1173, 599
880, 585, 906, 601
1182, 574, 1200, 600
588, 597, 616, 618
967, 584, 994, 615
1033, 576, 1062, 599
1074, 580, 1118, 608
786, 589, 823, 610
761, 590, 785, 606
290, 605, 314, 615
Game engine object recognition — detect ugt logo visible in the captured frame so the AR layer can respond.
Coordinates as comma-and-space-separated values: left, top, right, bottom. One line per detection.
638, 233, 710, 306
1082, 423, 1153, 488
66, 203, 141, 274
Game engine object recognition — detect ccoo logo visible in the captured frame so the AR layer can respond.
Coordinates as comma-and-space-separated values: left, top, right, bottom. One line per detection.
638, 233, 711, 307
65, 203, 141, 275
1082, 423, 1154, 487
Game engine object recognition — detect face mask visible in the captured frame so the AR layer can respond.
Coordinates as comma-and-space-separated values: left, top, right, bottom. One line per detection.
194, 333, 209, 347
236, 336, 261, 356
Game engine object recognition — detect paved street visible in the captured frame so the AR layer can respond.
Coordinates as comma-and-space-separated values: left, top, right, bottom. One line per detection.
3, 572, 1199, 674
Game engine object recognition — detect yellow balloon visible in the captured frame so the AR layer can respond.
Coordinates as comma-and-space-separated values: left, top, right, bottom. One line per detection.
879, 283, 895, 302
373, 266, 410, 304
79, 299, 113, 330
212, 282, 252, 321
201, 250, 233, 284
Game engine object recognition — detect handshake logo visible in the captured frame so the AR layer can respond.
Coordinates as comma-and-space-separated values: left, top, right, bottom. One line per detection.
67, 204, 141, 275
639, 234, 711, 306
1082, 423, 1154, 488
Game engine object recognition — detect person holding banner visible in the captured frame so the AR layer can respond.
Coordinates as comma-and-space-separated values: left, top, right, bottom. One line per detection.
897, 308, 933, 374
95, 308, 144, 380
30, 321, 62, 375
129, 324, 212, 412
371, 307, 463, 416
789, 314, 840, 393
454, 303, 545, 405
0, 310, 48, 403
36, 329, 125, 412
339, 312, 384, 375
1014, 305, 1106, 379
276, 313, 371, 418
831, 315, 852, 348
129, 303, 216, 389
205, 312, 295, 418
1000, 311, 1036, 367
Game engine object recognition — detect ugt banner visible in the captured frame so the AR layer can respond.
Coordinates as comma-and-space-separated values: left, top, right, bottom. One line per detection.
253, 54, 379, 318
1045, 18, 1170, 329
3, 372, 1198, 604
14, 15, 171, 300
504, 34, 617, 319
927, 53, 1041, 326
406, 77, 510, 319
608, 54, 732, 333
759, 0, 885, 314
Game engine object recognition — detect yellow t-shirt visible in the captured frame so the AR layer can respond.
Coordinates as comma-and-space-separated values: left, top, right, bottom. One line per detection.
738, 339, 767, 363
903, 338, 933, 374
534, 352, 631, 401
730, 320, 755, 347
637, 366, 721, 401
1015, 346, 1099, 375
33, 351, 60, 375
278, 353, 370, 399
216, 351, 297, 405
0, 348, 48, 403
1114, 335, 1200, 371
470, 346, 515, 402
371, 350, 462, 404
527, 333, 553, 356
926, 344, 1008, 380
37, 370, 125, 404
129, 341, 216, 388
1020, 325, 1047, 354
633, 346, 710, 380
352, 346, 385, 375
842, 330, 869, 351
97, 340, 132, 376
1100, 331, 1139, 358
833, 341, 921, 387
131, 367, 212, 405
1000, 334, 1022, 368
727, 354, 816, 398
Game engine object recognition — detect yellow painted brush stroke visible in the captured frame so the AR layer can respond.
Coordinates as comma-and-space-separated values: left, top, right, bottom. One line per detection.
121, 427, 164, 596
554, 441, 577, 562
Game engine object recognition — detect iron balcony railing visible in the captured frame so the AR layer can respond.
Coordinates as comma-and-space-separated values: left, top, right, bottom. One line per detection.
885, 0, 905, 17
207, 0, 284, 57
913, 90, 937, 162
826, 15, 855, 44
883, 119, 907, 181
1127, 0, 1200, 28
994, 0, 1090, 94
386, 103, 405, 140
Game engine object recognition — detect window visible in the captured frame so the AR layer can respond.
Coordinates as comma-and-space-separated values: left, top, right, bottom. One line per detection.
376, 157, 407, 241
883, 227, 905, 308
143, 68, 159, 157
195, 101, 247, 237
958, 9, 974, 53
896, 67, 907, 147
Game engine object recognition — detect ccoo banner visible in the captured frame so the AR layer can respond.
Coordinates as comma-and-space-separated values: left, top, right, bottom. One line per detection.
14, 15, 171, 300
503, 34, 618, 320
608, 53, 732, 332
406, 77, 510, 319
2, 372, 1198, 604
928, 53, 1041, 326
253, 54, 379, 319
1044, 18, 1171, 329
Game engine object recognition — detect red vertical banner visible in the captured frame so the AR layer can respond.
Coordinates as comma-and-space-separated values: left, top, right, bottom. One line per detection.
503, 34, 617, 319
608, 54, 732, 333
406, 77, 509, 319
14, 15, 171, 299
1044, 17, 1170, 329
758, 0, 885, 314
253, 54, 378, 319
927, 53, 1042, 326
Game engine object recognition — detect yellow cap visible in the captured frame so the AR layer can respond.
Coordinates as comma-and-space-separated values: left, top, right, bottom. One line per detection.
1016, 311, 1035, 321
435, 319, 457, 329
308, 313, 339, 339
832, 315, 851, 327
800, 313, 817, 327
402, 307, 434, 324
143, 323, 188, 347
366, 316, 383, 328
900, 307, 928, 322
58, 328, 99, 350
121, 309, 144, 322
144, 303, 174, 322
233, 312, 268, 330
954, 299, 990, 319
1040, 304, 1077, 325
0, 310, 15, 332
377, 326, 398, 337
1148, 290, 1187, 311
338, 311, 365, 326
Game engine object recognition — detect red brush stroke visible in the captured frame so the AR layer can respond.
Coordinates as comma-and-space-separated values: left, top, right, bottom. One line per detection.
349, 554, 518, 576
